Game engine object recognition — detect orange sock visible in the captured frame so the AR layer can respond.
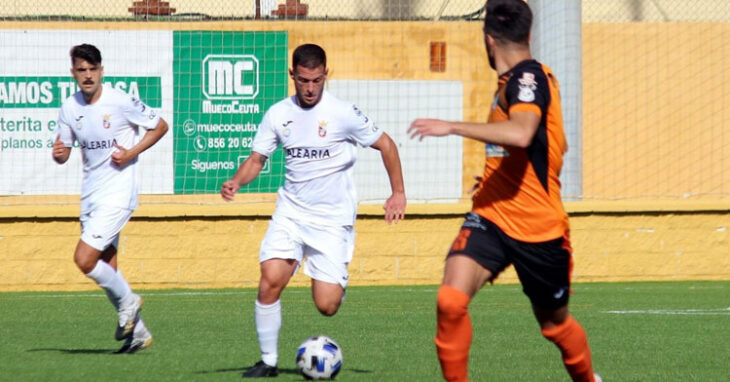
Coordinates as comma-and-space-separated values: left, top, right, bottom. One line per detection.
435, 285, 472, 382
541, 315, 596, 382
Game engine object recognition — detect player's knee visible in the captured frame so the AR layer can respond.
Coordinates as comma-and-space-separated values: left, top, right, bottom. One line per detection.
315, 299, 341, 316
540, 314, 574, 343
437, 285, 468, 319
259, 275, 288, 298
74, 256, 97, 274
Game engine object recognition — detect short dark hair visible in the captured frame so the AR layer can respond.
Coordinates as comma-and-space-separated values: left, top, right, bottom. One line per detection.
292, 43, 326, 69
484, 0, 532, 45
70, 44, 102, 65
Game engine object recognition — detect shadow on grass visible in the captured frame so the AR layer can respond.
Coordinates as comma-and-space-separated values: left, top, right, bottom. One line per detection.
28, 348, 115, 355
194, 366, 372, 379
346, 368, 373, 374
194, 366, 300, 376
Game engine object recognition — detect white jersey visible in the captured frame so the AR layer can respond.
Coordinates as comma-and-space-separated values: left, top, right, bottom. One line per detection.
253, 90, 383, 226
56, 84, 161, 213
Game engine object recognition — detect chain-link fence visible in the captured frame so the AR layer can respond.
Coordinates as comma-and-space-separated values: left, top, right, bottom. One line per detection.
0, 0, 487, 21
1, 0, 729, 203
3, 0, 729, 21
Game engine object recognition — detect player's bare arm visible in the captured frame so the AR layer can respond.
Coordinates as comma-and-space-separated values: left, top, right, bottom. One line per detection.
52, 134, 71, 164
111, 118, 169, 168
221, 151, 268, 201
370, 133, 406, 224
408, 111, 540, 148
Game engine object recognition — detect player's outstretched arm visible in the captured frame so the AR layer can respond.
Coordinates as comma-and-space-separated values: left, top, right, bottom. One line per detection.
220, 151, 268, 202
111, 118, 169, 167
408, 112, 540, 148
370, 133, 406, 224
52, 134, 71, 164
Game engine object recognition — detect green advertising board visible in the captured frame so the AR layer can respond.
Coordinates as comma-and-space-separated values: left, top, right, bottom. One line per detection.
0, 76, 161, 108
173, 31, 288, 194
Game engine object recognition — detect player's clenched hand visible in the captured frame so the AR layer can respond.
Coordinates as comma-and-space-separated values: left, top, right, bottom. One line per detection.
408, 118, 453, 141
52, 134, 66, 160
220, 179, 240, 201
111, 143, 134, 167
383, 191, 406, 224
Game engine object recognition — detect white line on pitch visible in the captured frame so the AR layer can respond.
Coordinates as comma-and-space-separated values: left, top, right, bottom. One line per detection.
604, 307, 730, 315
7, 290, 260, 299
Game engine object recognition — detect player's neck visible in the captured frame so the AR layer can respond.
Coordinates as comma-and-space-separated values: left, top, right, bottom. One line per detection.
495, 48, 532, 75
82, 86, 103, 105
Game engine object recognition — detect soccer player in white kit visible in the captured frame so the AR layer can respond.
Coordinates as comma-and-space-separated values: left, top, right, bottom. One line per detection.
52, 44, 169, 353
221, 43, 407, 378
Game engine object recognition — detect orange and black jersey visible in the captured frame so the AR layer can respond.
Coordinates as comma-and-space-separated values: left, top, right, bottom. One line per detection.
472, 59, 569, 243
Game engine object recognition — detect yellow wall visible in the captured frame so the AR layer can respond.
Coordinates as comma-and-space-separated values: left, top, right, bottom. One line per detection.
1, 201, 728, 291
583, 22, 730, 200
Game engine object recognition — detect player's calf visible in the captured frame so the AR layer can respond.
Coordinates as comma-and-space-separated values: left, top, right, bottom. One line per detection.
435, 285, 472, 382
541, 315, 596, 382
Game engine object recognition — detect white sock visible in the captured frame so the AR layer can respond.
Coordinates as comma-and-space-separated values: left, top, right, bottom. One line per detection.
86, 261, 131, 305
115, 269, 133, 304
255, 299, 281, 367
134, 317, 148, 335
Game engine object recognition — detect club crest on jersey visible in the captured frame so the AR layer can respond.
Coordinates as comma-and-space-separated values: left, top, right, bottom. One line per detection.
318, 121, 327, 137
102, 114, 112, 129
517, 72, 537, 102
74, 115, 84, 130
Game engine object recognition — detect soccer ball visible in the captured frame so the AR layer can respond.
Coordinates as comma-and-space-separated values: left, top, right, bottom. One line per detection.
295, 336, 343, 380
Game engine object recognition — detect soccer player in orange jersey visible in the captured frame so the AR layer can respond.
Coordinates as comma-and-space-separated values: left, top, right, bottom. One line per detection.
408, 1, 599, 381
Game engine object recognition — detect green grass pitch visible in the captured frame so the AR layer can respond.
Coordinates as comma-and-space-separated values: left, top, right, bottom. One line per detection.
0, 281, 727, 381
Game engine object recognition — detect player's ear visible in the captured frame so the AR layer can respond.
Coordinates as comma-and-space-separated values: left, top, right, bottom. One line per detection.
289, 68, 295, 79
324, 68, 329, 78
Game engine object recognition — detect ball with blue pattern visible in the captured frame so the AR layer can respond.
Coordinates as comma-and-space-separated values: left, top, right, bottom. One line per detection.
295, 336, 343, 380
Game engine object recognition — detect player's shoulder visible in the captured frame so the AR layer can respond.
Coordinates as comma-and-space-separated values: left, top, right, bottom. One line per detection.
60, 90, 85, 110
269, 95, 296, 112
103, 85, 136, 105
319, 91, 362, 122
322, 90, 353, 110
262, 96, 297, 124
508, 60, 549, 84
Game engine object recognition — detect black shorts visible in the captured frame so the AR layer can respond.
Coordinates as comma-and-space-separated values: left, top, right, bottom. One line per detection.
448, 212, 572, 309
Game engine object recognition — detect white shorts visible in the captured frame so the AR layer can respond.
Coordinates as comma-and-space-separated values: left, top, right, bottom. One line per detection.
80, 206, 133, 252
260, 214, 355, 288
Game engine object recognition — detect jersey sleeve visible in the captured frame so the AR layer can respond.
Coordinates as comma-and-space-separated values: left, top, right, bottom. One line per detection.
505, 68, 549, 118
55, 106, 75, 147
122, 94, 161, 130
251, 110, 279, 158
343, 103, 383, 147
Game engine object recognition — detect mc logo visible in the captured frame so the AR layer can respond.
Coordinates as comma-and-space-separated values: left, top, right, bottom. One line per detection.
202, 54, 259, 100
